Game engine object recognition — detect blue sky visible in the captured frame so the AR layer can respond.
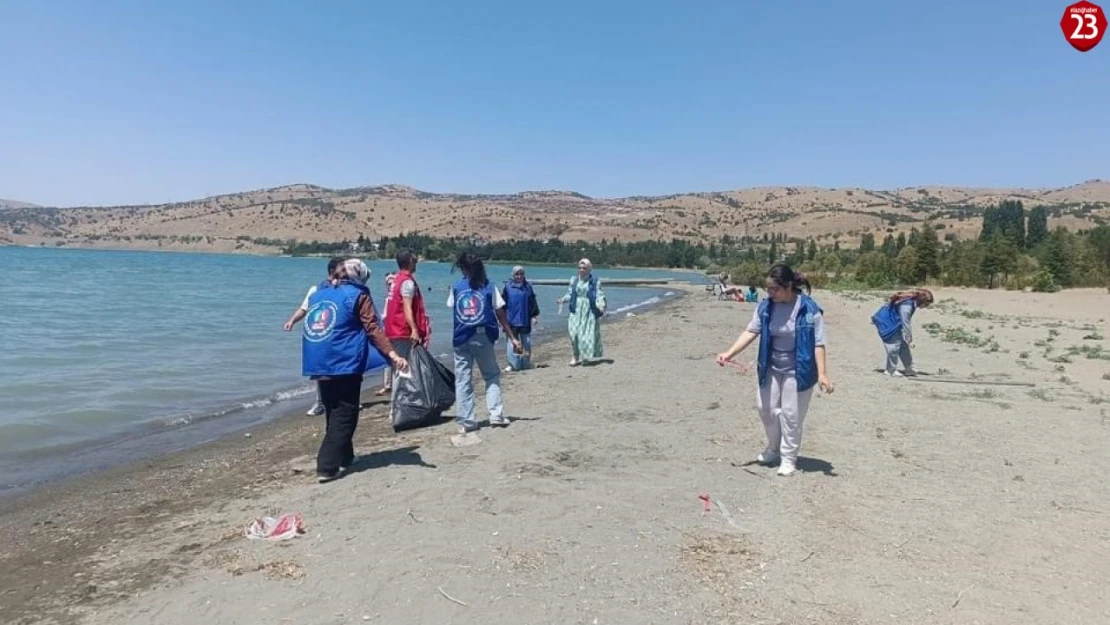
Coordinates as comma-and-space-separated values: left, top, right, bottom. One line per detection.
0, 0, 1104, 207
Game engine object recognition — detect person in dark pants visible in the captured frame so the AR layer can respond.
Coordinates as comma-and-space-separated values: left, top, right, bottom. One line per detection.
302, 259, 407, 483
283, 256, 345, 415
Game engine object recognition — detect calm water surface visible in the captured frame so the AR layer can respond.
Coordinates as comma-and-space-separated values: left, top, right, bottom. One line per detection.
0, 247, 691, 492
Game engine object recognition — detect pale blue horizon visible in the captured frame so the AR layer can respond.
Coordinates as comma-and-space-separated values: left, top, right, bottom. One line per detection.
1, 0, 1105, 207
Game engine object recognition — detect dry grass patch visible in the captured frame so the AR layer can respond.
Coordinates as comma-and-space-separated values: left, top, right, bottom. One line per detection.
678, 532, 760, 597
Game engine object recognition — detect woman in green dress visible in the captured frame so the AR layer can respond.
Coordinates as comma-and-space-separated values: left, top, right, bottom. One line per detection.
557, 258, 607, 366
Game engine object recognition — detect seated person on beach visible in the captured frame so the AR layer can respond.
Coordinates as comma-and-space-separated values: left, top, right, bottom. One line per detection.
745, 285, 759, 302
718, 275, 744, 301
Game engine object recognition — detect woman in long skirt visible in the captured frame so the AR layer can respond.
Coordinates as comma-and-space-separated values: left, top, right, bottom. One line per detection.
557, 258, 607, 366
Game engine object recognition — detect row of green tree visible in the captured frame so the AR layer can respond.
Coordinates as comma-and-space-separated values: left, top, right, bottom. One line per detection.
726, 201, 1109, 292
276, 200, 1110, 291
282, 234, 715, 268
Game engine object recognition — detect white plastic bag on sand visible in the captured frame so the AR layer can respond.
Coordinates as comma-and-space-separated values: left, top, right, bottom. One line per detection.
245, 513, 305, 540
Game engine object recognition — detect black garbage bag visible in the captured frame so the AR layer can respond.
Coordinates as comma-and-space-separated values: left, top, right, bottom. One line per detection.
391, 344, 456, 432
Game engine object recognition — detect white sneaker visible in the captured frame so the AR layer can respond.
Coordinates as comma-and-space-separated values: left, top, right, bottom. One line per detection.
757, 449, 780, 465
884, 370, 903, 378
505, 366, 513, 373
490, 416, 509, 427
777, 462, 797, 477
306, 403, 325, 416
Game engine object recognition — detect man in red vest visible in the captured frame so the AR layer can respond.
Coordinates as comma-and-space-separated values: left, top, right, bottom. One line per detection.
384, 249, 431, 361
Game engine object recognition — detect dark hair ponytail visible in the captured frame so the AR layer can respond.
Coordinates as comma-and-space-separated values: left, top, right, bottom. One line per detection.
453, 252, 488, 290
767, 263, 811, 294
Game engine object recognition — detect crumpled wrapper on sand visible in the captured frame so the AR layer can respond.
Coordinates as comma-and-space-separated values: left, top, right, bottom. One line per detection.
244, 513, 305, 540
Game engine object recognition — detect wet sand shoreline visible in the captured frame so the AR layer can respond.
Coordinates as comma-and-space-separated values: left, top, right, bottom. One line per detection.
0, 284, 683, 501
0, 289, 689, 625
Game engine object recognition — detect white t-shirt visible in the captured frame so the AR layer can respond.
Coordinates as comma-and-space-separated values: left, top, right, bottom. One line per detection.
298, 285, 318, 311
447, 286, 505, 309
399, 278, 416, 298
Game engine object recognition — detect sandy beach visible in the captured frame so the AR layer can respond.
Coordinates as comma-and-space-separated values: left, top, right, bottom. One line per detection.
3, 284, 1109, 625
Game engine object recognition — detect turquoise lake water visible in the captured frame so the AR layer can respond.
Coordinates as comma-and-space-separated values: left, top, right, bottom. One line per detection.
0, 247, 693, 492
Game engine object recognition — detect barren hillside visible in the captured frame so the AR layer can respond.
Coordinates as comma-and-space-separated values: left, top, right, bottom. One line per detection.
2, 180, 1108, 253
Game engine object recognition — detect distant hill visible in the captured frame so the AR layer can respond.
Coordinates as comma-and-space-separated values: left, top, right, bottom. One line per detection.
0, 198, 39, 210
1, 180, 1108, 253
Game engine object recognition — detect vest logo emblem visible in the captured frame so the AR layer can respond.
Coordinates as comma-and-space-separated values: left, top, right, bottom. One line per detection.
454, 290, 486, 326
304, 301, 338, 342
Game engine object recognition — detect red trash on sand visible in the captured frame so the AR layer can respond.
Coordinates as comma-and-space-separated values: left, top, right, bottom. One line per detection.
244, 513, 305, 540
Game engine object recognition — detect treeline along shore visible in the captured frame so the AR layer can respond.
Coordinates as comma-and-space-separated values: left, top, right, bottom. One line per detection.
282, 201, 1110, 293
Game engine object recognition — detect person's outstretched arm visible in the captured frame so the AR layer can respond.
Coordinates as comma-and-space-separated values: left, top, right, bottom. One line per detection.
814, 312, 834, 393
357, 294, 407, 370
718, 307, 761, 362
401, 279, 420, 343
284, 286, 316, 330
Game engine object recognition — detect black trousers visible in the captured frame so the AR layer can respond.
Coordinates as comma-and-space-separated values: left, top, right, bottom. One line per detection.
316, 374, 363, 473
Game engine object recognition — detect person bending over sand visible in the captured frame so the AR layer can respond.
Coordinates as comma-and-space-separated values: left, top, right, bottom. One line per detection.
871, 288, 933, 377
717, 264, 834, 477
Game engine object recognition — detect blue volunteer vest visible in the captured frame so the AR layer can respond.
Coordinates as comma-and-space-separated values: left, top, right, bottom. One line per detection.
756, 295, 822, 392
451, 279, 499, 347
871, 300, 915, 342
568, 275, 603, 317
503, 280, 534, 330
301, 282, 387, 377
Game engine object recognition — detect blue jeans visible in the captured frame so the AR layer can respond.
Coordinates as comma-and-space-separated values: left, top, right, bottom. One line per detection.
453, 333, 503, 429
506, 330, 533, 371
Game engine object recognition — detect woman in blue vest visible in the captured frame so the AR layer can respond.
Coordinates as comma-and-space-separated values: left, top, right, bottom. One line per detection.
302, 259, 408, 482
871, 288, 933, 377
449, 253, 524, 433
716, 264, 834, 477
556, 258, 607, 366
283, 256, 345, 415
501, 266, 540, 372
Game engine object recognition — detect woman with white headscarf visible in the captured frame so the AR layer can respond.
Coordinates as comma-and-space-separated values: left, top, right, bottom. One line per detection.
301, 259, 407, 483
501, 265, 540, 371
556, 258, 607, 366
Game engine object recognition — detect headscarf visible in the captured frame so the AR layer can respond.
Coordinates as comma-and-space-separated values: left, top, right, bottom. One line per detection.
891, 288, 933, 307
511, 265, 525, 283
577, 258, 592, 274
339, 258, 371, 285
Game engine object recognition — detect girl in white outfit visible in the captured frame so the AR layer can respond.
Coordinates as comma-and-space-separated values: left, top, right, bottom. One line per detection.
717, 264, 835, 476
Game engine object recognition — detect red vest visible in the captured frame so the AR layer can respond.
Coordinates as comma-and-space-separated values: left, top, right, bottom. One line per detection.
385, 270, 431, 342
